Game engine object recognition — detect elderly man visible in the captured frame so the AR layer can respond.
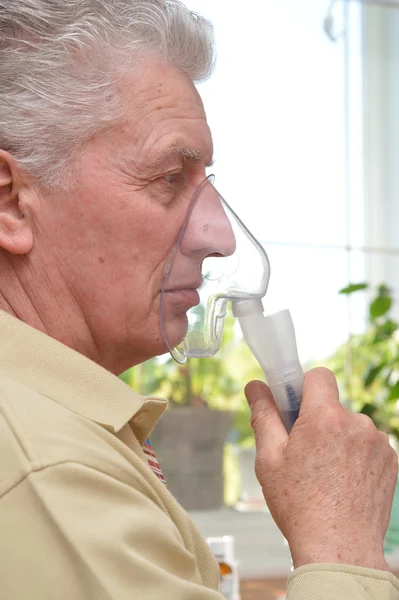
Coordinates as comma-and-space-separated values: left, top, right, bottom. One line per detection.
0, 1, 397, 599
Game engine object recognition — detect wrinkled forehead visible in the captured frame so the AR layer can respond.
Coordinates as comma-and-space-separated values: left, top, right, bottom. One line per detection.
112, 58, 213, 166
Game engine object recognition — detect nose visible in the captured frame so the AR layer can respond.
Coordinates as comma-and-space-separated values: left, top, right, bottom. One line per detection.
180, 179, 236, 259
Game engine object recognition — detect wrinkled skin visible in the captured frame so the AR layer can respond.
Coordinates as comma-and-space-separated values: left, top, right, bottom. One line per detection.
246, 367, 398, 571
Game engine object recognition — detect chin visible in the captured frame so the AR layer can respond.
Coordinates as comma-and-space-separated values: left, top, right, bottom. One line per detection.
117, 309, 189, 370
162, 314, 189, 352
131, 321, 187, 365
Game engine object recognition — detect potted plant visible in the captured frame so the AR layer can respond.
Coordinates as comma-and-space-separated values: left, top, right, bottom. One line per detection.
326, 282, 399, 439
325, 282, 399, 551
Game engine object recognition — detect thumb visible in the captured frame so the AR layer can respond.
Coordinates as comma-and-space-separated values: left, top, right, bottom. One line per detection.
245, 380, 288, 464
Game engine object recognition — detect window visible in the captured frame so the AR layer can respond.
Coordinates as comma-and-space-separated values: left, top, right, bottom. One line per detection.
185, 0, 363, 364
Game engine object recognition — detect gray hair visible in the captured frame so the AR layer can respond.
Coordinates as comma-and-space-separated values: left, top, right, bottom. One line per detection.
0, 1, 215, 188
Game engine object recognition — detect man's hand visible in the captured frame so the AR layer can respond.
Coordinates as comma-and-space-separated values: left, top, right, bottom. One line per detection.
245, 367, 398, 571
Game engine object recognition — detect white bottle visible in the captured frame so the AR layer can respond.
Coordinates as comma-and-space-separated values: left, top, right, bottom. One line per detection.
206, 536, 240, 600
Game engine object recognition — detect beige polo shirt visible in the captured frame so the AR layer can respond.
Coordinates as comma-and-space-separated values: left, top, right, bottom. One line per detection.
0, 310, 398, 600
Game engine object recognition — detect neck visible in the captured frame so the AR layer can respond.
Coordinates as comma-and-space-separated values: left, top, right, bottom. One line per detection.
0, 251, 104, 366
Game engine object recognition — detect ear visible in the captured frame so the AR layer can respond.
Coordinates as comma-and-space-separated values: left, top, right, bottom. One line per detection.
0, 150, 33, 255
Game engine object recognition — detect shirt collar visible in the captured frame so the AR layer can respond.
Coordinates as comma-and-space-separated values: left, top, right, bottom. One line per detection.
0, 310, 167, 438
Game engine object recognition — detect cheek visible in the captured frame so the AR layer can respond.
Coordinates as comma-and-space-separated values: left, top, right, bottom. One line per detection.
63, 187, 182, 290
129, 214, 182, 273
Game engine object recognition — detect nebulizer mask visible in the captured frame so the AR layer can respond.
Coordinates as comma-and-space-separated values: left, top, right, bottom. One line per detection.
161, 175, 303, 432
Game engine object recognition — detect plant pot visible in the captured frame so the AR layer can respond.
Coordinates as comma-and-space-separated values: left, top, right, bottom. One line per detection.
150, 407, 234, 511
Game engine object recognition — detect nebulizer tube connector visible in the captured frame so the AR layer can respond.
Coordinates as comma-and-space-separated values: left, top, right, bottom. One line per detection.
232, 298, 303, 433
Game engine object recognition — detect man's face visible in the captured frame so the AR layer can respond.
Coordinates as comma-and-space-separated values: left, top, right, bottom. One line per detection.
34, 58, 214, 373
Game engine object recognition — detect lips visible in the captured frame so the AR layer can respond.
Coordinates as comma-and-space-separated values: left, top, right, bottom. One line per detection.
162, 287, 200, 310
163, 279, 203, 293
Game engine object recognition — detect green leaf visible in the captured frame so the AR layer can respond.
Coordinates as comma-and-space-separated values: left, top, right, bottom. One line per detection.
373, 320, 398, 343
378, 284, 392, 297
387, 381, 399, 402
359, 403, 377, 418
339, 282, 368, 295
385, 369, 394, 387
364, 362, 386, 388
370, 296, 392, 320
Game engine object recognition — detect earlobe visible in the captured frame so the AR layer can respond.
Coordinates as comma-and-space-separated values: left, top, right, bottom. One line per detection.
0, 150, 34, 255
0, 211, 33, 255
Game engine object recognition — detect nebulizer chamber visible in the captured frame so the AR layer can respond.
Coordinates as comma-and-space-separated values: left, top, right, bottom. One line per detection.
232, 300, 303, 432
161, 176, 303, 432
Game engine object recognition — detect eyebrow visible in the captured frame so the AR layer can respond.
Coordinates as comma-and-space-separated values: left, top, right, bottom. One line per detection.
120, 144, 215, 174
168, 145, 214, 168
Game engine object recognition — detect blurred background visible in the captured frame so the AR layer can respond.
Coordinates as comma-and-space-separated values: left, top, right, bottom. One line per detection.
121, 1, 399, 597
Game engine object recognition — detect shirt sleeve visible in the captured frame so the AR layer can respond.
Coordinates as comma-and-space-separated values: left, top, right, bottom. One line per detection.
0, 461, 224, 600
287, 563, 399, 599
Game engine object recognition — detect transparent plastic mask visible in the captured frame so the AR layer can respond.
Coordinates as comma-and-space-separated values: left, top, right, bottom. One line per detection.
161, 175, 270, 363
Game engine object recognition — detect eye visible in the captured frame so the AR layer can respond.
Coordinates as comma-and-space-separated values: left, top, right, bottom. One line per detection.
163, 172, 183, 184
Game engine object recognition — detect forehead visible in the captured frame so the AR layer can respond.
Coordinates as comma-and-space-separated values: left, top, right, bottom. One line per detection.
115, 58, 213, 168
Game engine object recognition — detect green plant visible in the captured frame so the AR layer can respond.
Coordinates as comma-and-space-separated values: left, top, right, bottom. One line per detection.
326, 282, 399, 439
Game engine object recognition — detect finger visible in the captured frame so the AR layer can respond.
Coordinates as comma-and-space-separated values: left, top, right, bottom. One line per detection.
300, 367, 340, 414
245, 380, 288, 463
